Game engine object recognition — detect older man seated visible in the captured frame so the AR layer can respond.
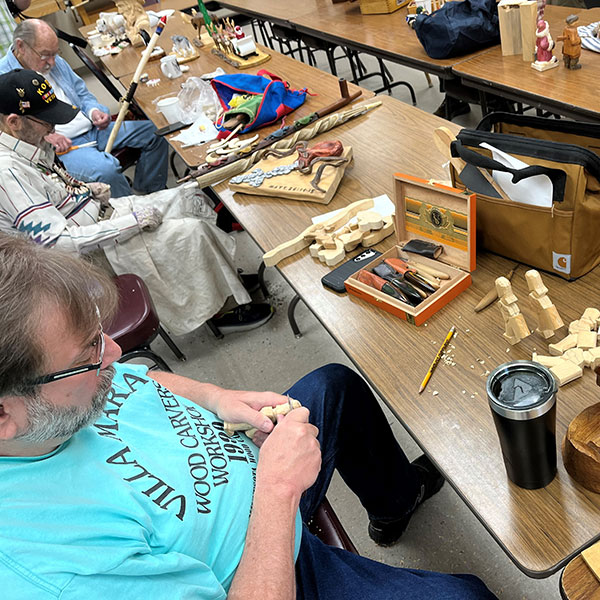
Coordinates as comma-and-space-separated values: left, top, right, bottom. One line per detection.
0, 19, 168, 197
0, 68, 273, 335
0, 232, 498, 600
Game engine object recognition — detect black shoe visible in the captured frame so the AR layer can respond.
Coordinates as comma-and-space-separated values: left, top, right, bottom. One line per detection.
433, 96, 471, 120
212, 303, 274, 333
240, 273, 261, 294
368, 454, 445, 547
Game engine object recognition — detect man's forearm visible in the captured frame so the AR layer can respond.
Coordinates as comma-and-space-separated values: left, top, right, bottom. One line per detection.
148, 371, 225, 412
228, 481, 299, 600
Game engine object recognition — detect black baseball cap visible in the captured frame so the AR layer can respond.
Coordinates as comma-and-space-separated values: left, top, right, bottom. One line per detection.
0, 69, 78, 125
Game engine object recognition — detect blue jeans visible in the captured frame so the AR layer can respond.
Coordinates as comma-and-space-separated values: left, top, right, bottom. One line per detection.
285, 364, 497, 600
59, 120, 169, 197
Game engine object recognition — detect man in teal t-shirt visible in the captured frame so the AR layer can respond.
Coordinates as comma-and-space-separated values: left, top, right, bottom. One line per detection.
0, 235, 496, 600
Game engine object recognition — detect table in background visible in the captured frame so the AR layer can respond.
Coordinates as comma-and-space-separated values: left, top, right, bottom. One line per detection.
218, 0, 496, 79
215, 93, 600, 578
453, 5, 600, 122
116, 14, 371, 168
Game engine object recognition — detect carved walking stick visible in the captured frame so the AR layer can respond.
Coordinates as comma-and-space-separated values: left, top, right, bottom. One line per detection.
105, 15, 168, 154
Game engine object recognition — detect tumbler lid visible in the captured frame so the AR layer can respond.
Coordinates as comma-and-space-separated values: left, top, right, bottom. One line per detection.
487, 360, 557, 420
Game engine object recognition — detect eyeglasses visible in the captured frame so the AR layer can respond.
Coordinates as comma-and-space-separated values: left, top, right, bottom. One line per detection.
23, 40, 60, 62
31, 314, 106, 385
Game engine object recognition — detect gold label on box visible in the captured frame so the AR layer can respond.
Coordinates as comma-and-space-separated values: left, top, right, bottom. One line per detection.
405, 196, 468, 251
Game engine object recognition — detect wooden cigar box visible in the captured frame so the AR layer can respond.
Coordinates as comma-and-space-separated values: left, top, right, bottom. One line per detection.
345, 173, 476, 325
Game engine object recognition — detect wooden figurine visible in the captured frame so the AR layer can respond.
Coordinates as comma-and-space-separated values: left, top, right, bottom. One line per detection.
496, 276, 530, 344
113, 0, 149, 47
548, 333, 578, 355
531, 19, 559, 71
525, 269, 564, 338
557, 14, 582, 69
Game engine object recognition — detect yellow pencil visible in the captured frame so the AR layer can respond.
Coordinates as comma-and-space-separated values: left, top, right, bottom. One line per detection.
419, 325, 456, 394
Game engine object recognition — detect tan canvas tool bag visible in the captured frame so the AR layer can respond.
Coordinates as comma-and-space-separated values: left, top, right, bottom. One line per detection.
450, 113, 600, 280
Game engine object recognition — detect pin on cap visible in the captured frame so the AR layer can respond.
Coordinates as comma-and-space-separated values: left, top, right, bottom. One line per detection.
0, 68, 78, 125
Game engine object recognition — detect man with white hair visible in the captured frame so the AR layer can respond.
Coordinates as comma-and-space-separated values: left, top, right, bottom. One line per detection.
0, 18, 168, 197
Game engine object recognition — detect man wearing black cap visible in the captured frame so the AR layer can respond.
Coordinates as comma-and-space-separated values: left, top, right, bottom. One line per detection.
0, 18, 168, 197
0, 69, 275, 336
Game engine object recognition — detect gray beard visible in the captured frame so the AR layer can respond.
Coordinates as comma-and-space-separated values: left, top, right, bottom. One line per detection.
15, 366, 116, 444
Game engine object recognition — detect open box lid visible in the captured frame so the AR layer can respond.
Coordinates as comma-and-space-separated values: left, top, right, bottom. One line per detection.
393, 173, 476, 273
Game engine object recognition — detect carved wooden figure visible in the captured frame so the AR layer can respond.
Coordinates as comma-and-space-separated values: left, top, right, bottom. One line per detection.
496, 276, 530, 344
525, 269, 564, 338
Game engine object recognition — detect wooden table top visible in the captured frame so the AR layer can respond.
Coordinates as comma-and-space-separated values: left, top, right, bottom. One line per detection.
116, 16, 371, 168
453, 5, 600, 121
219, 0, 496, 77
215, 93, 600, 578
560, 554, 600, 599
79, 9, 198, 80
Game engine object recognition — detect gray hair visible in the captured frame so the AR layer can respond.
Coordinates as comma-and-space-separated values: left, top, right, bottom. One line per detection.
13, 19, 56, 46
0, 234, 118, 397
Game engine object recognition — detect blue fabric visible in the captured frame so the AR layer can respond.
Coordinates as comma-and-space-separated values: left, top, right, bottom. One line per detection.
414, 0, 500, 60
0, 363, 302, 599
60, 120, 168, 197
288, 364, 497, 600
211, 70, 307, 136
0, 51, 168, 196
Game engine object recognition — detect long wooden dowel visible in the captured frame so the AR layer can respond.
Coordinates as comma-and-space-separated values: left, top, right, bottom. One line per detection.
105, 15, 167, 153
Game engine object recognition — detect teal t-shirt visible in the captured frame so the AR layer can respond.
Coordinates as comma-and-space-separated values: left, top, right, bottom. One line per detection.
0, 364, 302, 599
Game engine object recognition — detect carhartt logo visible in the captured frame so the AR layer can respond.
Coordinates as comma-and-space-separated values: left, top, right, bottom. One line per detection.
552, 252, 571, 274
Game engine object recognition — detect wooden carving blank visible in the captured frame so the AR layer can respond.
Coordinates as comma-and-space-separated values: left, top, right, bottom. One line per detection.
582, 541, 600, 584
563, 403, 600, 493
230, 146, 353, 204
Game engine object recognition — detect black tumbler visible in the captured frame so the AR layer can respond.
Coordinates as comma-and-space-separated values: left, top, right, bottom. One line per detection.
487, 360, 558, 489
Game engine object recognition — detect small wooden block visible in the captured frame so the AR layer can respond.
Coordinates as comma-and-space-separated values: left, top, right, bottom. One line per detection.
582, 308, 600, 325
582, 541, 600, 583
585, 347, 600, 370
531, 353, 566, 368
356, 210, 384, 232
338, 228, 365, 252
309, 241, 323, 257
318, 238, 345, 266
570, 319, 594, 334
549, 333, 578, 356
321, 235, 338, 249
564, 348, 586, 369
361, 215, 394, 247
578, 330, 597, 350
550, 360, 583, 386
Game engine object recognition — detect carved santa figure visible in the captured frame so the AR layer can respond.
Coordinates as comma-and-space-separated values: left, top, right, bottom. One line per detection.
532, 19, 559, 71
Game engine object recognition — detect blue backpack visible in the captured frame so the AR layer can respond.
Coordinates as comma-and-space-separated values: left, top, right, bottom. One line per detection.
414, 0, 500, 60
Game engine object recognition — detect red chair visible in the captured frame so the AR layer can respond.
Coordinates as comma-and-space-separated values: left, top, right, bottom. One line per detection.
308, 497, 358, 553
105, 274, 186, 372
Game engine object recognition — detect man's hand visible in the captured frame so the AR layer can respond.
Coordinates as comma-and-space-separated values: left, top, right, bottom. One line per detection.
45, 133, 72, 154
257, 407, 321, 499
211, 390, 290, 439
91, 109, 111, 130
87, 182, 111, 208
133, 206, 163, 231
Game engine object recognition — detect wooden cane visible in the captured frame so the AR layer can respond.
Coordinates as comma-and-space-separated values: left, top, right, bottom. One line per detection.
105, 15, 168, 154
